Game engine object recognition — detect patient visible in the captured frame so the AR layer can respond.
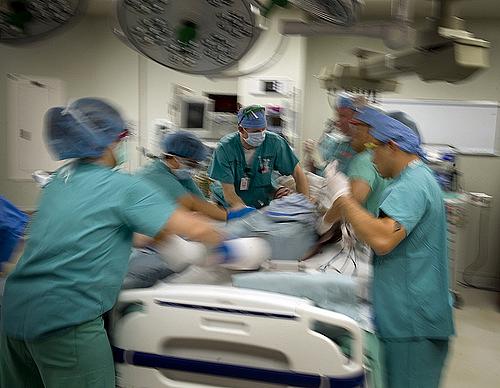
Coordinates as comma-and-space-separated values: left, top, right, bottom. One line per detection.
124, 130, 319, 289
124, 193, 319, 288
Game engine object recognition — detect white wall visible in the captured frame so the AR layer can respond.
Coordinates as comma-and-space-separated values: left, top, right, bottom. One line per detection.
237, 8, 307, 148
302, 21, 500, 287
0, 11, 306, 203
0, 16, 239, 207
0, 17, 140, 209
140, 57, 237, 166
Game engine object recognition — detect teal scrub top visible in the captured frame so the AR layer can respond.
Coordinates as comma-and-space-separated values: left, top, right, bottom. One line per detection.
2, 162, 176, 340
138, 159, 205, 203
373, 160, 455, 340
318, 131, 356, 174
347, 150, 389, 215
209, 132, 299, 209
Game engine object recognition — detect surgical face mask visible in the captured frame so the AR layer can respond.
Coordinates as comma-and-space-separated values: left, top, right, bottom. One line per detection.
173, 167, 194, 180
172, 159, 195, 179
244, 130, 266, 147
113, 141, 127, 166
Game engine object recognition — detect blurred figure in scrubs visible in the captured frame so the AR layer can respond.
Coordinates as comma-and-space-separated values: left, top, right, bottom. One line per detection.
138, 130, 228, 222
387, 110, 422, 144
345, 108, 390, 215
0, 98, 224, 388
322, 107, 454, 388
318, 108, 422, 232
209, 104, 309, 209
303, 93, 359, 175
0, 196, 28, 273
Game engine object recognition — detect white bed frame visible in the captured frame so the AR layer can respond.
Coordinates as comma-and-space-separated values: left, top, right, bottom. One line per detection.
111, 284, 365, 388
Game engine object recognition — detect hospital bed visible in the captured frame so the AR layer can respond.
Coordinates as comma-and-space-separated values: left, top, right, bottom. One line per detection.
110, 239, 381, 388
111, 284, 365, 388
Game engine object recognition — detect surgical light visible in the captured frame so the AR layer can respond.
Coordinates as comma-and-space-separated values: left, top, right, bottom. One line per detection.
114, 0, 361, 76
114, 0, 262, 75
0, 0, 86, 44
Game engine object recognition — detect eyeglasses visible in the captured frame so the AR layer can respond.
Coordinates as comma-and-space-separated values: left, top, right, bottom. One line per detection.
364, 141, 385, 150
238, 105, 266, 125
175, 156, 201, 169
364, 142, 378, 150
118, 129, 129, 140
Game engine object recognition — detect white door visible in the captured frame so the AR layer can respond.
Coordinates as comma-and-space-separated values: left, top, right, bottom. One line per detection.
7, 74, 65, 180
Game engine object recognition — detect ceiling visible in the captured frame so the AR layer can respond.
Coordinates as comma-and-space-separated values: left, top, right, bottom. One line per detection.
86, 0, 500, 20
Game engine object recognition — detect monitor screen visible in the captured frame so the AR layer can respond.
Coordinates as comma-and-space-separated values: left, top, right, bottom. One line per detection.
206, 93, 238, 113
186, 102, 206, 128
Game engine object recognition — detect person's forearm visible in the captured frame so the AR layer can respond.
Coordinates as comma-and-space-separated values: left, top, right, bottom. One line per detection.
222, 184, 246, 209
303, 153, 318, 174
155, 209, 224, 245
293, 165, 310, 197
133, 233, 155, 248
191, 197, 227, 221
324, 206, 341, 223
324, 180, 370, 224
336, 196, 397, 255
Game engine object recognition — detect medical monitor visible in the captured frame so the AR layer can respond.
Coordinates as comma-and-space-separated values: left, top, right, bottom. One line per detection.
179, 96, 213, 132
205, 93, 238, 113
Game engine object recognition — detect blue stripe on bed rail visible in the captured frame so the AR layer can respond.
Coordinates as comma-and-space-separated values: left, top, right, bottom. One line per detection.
113, 346, 364, 388
154, 299, 299, 320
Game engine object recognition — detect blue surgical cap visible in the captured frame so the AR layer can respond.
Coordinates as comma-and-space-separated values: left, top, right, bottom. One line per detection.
336, 93, 356, 110
162, 130, 208, 162
44, 98, 125, 160
355, 106, 425, 158
237, 106, 267, 129
386, 111, 422, 143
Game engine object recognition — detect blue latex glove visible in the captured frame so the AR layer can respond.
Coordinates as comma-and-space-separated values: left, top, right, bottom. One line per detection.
214, 242, 235, 264
226, 206, 257, 221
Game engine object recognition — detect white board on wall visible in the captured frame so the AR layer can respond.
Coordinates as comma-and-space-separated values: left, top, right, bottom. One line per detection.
378, 99, 500, 155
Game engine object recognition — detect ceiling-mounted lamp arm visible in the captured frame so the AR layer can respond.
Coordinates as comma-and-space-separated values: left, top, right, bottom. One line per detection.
392, 0, 415, 24
259, 0, 289, 18
434, 0, 463, 28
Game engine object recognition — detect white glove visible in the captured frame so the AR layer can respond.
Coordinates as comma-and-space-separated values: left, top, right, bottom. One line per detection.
303, 139, 317, 154
303, 139, 326, 169
157, 236, 208, 272
316, 215, 334, 235
324, 161, 351, 208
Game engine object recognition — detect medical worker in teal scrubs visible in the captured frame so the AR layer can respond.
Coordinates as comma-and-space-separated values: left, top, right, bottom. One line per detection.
0, 98, 225, 388
304, 94, 358, 175
209, 105, 309, 209
322, 107, 454, 388
138, 130, 255, 223
138, 130, 228, 222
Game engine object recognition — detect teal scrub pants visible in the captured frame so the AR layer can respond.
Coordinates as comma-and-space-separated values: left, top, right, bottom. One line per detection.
0, 317, 115, 388
382, 338, 449, 388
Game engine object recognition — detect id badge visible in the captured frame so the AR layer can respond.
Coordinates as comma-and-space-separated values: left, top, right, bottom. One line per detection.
240, 177, 250, 191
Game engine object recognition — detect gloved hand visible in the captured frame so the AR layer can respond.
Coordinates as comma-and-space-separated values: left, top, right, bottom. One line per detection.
214, 238, 271, 270
303, 139, 317, 154
214, 241, 236, 264
226, 206, 257, 221
324, 161, 351, 207
303, 139, 326, 170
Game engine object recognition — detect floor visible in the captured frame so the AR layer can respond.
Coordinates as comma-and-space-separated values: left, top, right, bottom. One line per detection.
442, 286, 500, 388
